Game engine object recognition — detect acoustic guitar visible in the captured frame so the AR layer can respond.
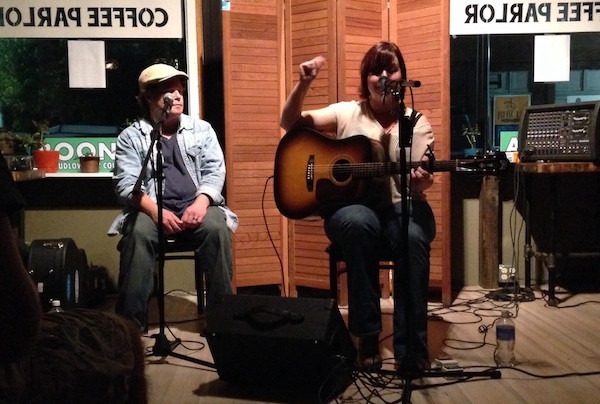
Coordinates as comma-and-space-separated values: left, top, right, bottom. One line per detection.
273, 126, 509, 220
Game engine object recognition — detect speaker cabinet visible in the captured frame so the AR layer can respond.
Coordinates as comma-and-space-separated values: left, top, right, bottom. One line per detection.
206, 295, 356, 400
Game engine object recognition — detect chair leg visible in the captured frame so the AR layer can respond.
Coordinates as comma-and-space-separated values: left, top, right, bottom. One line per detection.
194, 257, 204, 315
329, 254, 339, 302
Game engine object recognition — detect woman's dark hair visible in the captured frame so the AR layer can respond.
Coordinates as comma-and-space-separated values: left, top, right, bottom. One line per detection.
359, 41, 407, 100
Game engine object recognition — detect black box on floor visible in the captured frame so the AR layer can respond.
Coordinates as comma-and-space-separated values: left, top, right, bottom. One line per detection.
206, 294, 356, 401
27, 238, 89, 311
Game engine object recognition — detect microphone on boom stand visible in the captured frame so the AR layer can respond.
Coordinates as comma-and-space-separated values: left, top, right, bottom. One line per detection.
379, 77, 422, 93
162, 92, 174, 115
378, 77, 422, 104
378, 76, 390, 103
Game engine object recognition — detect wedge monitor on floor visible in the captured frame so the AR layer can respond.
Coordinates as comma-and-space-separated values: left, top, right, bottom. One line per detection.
206, 295, 356, 401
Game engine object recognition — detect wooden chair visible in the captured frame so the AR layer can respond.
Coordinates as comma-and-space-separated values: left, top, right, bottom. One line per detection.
327, 243, 394, 306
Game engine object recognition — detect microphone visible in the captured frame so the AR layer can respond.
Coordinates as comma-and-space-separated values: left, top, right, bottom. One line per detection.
399, 80, 421, 88
163, 92, 174, 114
378, 76, 390, 101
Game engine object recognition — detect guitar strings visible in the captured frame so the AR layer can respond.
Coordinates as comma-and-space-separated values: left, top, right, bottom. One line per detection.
308, 158, 499, 175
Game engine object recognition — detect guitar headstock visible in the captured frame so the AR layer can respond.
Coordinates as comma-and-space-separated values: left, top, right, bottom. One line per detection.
456, 151, 510, 175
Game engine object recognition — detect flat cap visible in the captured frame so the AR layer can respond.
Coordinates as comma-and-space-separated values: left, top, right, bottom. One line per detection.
138, 63, 188, 93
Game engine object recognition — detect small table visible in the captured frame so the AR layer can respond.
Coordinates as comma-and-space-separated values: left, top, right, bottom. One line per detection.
517, 162, 600, 305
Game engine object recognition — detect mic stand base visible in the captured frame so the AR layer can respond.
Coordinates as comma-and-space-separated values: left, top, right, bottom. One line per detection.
376, 366, 501, 403
151, 333, 181, 357
150, 329, 216, 369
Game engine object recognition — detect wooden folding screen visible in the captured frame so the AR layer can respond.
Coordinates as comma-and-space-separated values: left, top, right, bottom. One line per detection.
393, 0, 452, 304
222, 2, 285, 291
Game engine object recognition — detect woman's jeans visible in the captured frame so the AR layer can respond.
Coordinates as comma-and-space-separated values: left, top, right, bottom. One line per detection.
324, 201, 436, 361
115, 206, 233, 329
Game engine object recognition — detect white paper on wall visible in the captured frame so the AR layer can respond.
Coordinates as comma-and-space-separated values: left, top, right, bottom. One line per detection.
68, 40, 106, 89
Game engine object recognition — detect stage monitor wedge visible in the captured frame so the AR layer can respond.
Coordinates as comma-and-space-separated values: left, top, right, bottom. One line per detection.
519, 101, 600, 162
205, 295, 356, 402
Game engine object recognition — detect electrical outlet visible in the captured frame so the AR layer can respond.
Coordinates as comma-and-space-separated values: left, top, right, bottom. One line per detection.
498, 264, 516, 284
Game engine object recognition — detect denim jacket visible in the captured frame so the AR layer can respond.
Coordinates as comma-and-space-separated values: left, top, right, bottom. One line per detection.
107, 114, 238, 235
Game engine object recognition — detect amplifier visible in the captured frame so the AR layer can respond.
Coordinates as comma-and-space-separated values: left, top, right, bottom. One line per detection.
518, 101, 600, 162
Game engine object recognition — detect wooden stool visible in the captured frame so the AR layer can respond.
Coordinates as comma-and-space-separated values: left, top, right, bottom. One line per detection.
327, 243, 394, 306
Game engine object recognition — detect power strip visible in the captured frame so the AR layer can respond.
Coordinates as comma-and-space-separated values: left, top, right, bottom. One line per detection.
434, 358, 464, 379
434, 358, 460, 370
498, 264, 516, 285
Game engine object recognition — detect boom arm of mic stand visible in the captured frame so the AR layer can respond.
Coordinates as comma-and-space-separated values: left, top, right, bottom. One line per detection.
133, 134, 157, 195
133, 109, 168, 195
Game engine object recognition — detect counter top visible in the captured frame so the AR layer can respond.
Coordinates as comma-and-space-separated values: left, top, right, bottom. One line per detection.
517, 161, 600, 174
12, 170, 114, 181
46, 172, 113, 178
11, 169, 45, 182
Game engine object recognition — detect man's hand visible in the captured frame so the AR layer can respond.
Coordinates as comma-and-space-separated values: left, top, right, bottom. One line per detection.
181, 194, 211, 230
154, 209, 183, 235
181, 204, 207, 230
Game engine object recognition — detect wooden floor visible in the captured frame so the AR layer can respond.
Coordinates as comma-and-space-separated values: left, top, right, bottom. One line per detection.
114, 286, 600, 403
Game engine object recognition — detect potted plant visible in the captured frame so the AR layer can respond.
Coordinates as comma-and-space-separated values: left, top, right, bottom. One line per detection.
462, 123, 482, 157
79, 151, 100, 173
0, 130, 18, 155
27, 120, 60, 173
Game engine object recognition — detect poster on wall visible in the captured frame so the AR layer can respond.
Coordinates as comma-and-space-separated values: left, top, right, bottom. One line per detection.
494, 95, 530, 127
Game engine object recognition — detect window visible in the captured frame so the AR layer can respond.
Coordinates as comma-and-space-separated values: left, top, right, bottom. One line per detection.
450, 33, 600, 157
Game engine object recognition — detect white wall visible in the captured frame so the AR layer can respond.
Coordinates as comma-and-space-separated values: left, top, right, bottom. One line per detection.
462, 199, 527, 287
24, 209, 197, 294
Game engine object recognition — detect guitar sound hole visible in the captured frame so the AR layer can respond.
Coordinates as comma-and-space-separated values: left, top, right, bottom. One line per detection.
332, 159, 351, 183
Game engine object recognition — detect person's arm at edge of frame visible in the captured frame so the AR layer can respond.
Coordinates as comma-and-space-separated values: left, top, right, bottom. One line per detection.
0, 214, 42, 362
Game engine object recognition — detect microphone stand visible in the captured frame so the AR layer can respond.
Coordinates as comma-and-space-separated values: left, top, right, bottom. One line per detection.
133, 107, 215, 369
377, 83, 500, 403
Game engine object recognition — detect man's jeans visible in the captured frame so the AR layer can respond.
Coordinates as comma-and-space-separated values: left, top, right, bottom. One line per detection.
115, 206, 233, 329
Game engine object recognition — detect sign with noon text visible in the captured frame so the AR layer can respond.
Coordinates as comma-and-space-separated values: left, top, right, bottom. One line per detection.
45, 137, 116, 173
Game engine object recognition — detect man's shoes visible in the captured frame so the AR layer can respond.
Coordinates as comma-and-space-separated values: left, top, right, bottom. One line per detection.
357, 335, 382, 370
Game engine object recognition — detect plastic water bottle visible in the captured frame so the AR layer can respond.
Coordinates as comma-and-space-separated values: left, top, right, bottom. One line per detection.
495, 310, 516, 366
48, 299, 65, 314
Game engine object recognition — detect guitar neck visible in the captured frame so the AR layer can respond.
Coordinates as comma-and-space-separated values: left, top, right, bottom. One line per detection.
352, 160, 459, 178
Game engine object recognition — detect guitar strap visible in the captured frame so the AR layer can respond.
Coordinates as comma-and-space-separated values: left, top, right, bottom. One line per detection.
410, 109, 422, 127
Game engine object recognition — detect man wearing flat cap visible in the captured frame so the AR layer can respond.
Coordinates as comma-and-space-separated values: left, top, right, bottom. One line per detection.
108, 63, 238, 332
